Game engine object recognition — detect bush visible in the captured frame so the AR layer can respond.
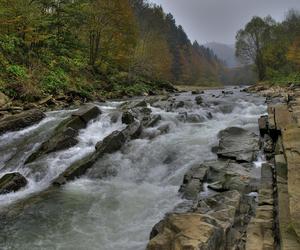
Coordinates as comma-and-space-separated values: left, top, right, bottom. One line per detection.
6, 65, 28, 79
41, 69, 69, 94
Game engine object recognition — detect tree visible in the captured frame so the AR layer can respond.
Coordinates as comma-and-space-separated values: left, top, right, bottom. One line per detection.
235, 16, 275, 80
287, 37, 300, 69
83, 0, 137, 67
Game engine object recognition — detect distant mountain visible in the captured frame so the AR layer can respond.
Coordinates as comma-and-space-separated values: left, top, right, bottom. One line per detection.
205, 42, 241, 68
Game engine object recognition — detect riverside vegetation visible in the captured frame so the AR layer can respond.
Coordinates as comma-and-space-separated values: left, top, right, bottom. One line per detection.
0, 0, 224, 107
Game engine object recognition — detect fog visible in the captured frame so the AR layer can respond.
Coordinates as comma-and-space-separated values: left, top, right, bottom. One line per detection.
151, 0, 300, 44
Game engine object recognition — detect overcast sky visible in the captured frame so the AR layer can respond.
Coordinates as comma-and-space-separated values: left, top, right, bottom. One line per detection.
150, 0, 300, 45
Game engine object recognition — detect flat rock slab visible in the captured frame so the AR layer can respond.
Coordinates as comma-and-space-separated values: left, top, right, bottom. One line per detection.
282, 124, 300, 239
0, 172, 27, 194
274, 104, 294, 130
0, 109, 45, 135
148, 190, 248, 250
217, 127, 260, 163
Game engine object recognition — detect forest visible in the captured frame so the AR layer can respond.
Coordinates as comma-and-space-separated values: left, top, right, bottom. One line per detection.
236, 9, 300, 85
0, 0, 223, 102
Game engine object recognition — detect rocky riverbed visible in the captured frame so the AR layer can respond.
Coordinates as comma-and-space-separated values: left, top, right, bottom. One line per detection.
0, 87, 267, 249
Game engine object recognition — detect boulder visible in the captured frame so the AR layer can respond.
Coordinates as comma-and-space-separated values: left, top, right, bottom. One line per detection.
72, 105, 101, 123
258, 115, 268, 136
0, 109, 45, 135
191, 90, 204, 95
25, 105, 101, 164
217, 127, 260, 163
121, 111, 135, 125
0, 172, 28, 194
195, 96, 203, 105
143, 114, 161, 128
147, 190, 251, 250
147, 213, 223, 250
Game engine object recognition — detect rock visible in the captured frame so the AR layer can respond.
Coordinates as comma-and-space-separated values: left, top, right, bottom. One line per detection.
282, 124, 300, 238
72, 105, 101, 123
217, 127, 260, 163
186, 113, 205, 123
0, 172, 28, 194
179, 164, 208, 199
0, 109, 45, 135
258, 115, 268, 136
0, 92, 10, 108
121, 111, 135, 125
53, 130, 126, 185
174, 101, 185, 109
148, 190, 252, 250
147, 213, 223, 250
195, 96, 203, 105
204, 160, 258, 194
262, 134, 274, 156
191, 90, 204, 95
53, 121, 142, 186
143, 114, 161, 127
25, 105, 101, 164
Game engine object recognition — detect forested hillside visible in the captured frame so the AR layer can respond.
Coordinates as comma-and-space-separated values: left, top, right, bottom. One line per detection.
236, 9, 300, 85
0, 0, 223, 103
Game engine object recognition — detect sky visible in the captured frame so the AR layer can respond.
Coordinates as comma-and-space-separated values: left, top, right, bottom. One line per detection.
150, 0, 300, 45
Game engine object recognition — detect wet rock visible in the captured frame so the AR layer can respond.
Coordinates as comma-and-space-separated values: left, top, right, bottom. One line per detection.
25, 105, 101, 164
258, 115, 268, 136
195, 95, 203, 105
53, 130, 126, 185
0, 109, 45, 135
219, 104, 234, 114
0, 172, 28, 194
53, 121, 142, 186
186, 113, 205, 123
179, 164, 208, 199
72, 105, 101, 123
121, 111, 135, 125
217, 127, 260, 163
121, 121, 142, 140
143, 114, 161, 127
174, 101, 185, 109
191, 90, 204, 95
262, 134, 274, 157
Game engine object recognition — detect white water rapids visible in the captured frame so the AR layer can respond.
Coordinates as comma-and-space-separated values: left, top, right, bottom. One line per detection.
0, 88, 266, 250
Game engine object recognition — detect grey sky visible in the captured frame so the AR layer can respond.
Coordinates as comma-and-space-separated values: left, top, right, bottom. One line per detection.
150, 0, 300, 45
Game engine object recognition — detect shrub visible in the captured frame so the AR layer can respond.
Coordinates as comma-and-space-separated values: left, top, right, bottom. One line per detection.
41, 69, 69, 94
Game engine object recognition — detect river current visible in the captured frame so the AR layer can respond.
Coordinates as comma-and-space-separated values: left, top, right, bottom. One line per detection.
0, 87, 266, 250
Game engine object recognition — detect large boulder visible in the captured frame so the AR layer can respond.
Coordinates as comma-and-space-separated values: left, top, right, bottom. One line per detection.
0, 109, 45, 135
217, 127, 260, 163
147, 190, 252, 250
0, 172, 28, 194
25, 105, 101, 164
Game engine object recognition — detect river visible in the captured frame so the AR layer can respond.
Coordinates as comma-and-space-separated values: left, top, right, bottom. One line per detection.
0, 87, 266, 250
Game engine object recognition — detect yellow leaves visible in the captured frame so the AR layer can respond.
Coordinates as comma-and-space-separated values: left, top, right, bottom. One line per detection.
287, 37, 300, 68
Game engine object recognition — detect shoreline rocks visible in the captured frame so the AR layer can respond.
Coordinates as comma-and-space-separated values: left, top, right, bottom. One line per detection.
147, 123, 261, 249
0, 109, 45, 135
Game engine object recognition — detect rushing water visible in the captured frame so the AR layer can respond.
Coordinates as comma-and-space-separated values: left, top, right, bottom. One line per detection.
0, 87, 266, 250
